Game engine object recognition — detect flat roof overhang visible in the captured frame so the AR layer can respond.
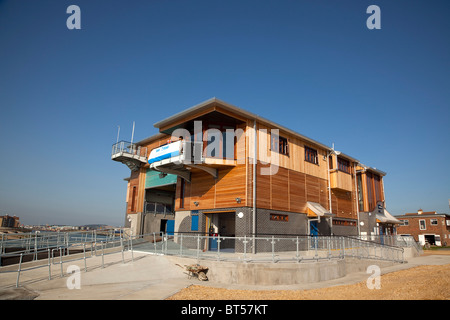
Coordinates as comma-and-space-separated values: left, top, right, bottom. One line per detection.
152, 97, 332, 152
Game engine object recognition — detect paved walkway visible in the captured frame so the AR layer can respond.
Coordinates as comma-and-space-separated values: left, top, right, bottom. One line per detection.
0, 250, 449, 300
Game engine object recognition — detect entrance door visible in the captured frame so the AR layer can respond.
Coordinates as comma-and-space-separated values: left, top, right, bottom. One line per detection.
310, 221, 318, 236
310, 220, 318, 249
206, 212, 236, 251
166, 220, 175, 236
208, 214, 219, 251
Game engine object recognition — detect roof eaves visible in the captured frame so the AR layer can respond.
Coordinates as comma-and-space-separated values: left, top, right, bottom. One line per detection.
153, 97, 333, 152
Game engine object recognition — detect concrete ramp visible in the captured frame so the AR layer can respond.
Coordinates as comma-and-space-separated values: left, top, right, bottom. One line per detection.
0, 252, 192, 300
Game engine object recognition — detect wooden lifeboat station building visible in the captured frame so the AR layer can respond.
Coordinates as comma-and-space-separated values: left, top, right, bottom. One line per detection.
111, 98, 398, 246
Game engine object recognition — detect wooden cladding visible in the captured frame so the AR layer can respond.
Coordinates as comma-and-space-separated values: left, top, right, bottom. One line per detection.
175, 164, 247, 211
330, 170, 353, 192
126, 168, 146, 214
172, 161, 357, 219
136, 117, 363, 219
256, 164, 330, 215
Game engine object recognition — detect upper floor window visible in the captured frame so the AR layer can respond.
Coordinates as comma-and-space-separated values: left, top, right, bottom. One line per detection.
271, 134, 289, 156
430, 219, 438, 226
400, 219, 409, 226
419, 219, 426, 230
337, 157, 351, 174
305, 146, 318, 164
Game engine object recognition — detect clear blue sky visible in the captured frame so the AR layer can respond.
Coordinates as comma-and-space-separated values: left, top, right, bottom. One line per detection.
0, 0, 449, 226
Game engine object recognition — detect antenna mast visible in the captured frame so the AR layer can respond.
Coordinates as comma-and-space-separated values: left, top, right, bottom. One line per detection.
131, 121, 135, 144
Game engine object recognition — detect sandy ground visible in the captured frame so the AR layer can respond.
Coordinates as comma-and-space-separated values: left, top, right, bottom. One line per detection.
167, 263, 450, 300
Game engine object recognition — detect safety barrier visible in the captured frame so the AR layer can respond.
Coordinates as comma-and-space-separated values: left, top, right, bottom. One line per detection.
130, 232, 405, 264
0, 233, 135, 288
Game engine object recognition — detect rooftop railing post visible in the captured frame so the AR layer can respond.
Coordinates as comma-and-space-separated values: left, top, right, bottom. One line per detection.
101, 242, 104, 268
16, 253, 23, 288
48, 248, 51, 280
59, 247, 63, 277
314, 236, 318, 260
121, 236, 124, 264
130, 234, 134, 262
327, 236, 331, 259
66, 233, 70, 256
196, 234, 200, 262
33, 232, 37, 261
179, 233, 183, 257
83, 243, 87, 272
243, 235, 248, 262
217, 235, 221, 261
271, 236, 276, 263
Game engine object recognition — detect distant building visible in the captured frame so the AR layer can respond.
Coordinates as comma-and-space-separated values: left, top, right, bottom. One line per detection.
0, 215, 20, 228
396, 209, 450, 246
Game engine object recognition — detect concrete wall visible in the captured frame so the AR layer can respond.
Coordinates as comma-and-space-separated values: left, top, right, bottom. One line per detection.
168, 256, 395, 286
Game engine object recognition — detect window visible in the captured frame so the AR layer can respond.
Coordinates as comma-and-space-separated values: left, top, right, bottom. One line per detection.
430, 219, 438, 226
271, 134, 289, 155
179, 178, 185, 208
373, 174, 383, 202
366, 172, 375, 211
419, 219, 426, 230
204, 124, 236, 159
400, 219, 409, 226
305, 146, 318, 164
270, 214, 289, 222
130, 186, 137, 212
357, 173, 364, 212
337, 157, 351, 174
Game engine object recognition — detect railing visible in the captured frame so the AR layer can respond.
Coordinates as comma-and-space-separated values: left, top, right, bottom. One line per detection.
130, 232, 405, 264
354, 235, 423, 254
0, 230, 120, 262
0, 230, 135, 288
1, 230, 408, 288
111, 141, 147, 159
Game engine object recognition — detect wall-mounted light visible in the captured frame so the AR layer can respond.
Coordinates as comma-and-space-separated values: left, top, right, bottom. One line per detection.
235, 197, 241, 204
194, 201, 199, 206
